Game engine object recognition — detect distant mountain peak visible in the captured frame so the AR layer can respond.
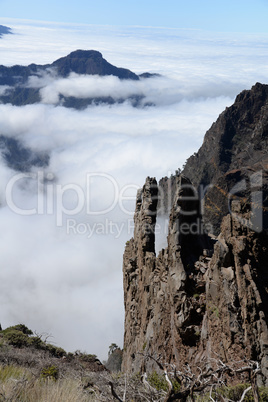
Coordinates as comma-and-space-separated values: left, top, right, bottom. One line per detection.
51, 49, 139, 80
0, 50, 157, 107
67, 49, 103, 58
0, 25, 12, 38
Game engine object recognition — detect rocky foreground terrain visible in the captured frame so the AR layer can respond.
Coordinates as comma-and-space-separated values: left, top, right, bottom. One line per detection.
122, 83, 268, 391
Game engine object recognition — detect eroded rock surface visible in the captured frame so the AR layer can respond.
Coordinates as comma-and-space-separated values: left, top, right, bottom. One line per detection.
122, 176, 268, 385
182, 82, 268, 234
122, 83, 268, 386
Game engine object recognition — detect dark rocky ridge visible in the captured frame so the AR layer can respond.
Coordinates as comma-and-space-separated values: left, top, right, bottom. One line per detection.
0, 50, 139, 87
0, 50, 155, 108
0, 25, 12, 37
157, 83, 268, 235
50, 50, 139, 80
0, 135, 49, 172
183, 82, 268, 234
122, 84, 268, 386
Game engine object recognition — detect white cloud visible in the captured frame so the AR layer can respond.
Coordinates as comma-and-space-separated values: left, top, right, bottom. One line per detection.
0, 85, 11, 96
33, 72, 243, 106
39, 73, 144, 104
0, 18, 267, 360
26, 68, 58, 88
0, 95, 231, 359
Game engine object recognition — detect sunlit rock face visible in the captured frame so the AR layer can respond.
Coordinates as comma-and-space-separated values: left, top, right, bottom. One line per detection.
122, 85, 268, 386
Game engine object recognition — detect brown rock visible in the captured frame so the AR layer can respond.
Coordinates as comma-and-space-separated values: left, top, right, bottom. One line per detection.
122, 181, 268, 386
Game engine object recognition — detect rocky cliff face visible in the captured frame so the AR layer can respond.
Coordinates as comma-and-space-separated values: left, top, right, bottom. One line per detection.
122, 84, 268, 386
182, 83, 268, 234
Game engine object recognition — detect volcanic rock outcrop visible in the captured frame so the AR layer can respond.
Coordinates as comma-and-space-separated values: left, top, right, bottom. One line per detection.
183, 82, 268, 234
122, 84, 268, 386
157, 83, 268, 235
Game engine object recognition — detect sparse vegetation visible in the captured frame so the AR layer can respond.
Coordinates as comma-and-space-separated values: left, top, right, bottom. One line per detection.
209, 305, 220, 318
0, 324, 67, 356
148, 370, 170, 392
0, 324, 267, 401
196, 384, 268, 401
40, 365, 59, 381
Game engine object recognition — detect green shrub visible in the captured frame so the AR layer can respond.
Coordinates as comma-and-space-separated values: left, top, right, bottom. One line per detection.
260, 387, 268, 401
1, 324, 33, 335
215, 384, 268, 402
147, 371, 181, 393
0, 324, 67, 358
11, 324, 33, 335
3, 329, 29, 348
0, 324, 35, 348
75, 351, 97, 362
40, 365, 59, 381
148, 371, 169, 392
221, 384, 252, 401
28, 335, 44, 348
46, 344, 66, 357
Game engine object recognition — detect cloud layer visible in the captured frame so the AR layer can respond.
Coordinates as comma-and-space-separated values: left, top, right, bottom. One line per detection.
28, 72, 243, 106
0, 19, 268, 360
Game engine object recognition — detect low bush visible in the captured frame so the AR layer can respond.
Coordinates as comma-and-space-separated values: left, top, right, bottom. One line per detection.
40, 365, 59, 381
3, 329, 30, 348
0, 324, 67, 357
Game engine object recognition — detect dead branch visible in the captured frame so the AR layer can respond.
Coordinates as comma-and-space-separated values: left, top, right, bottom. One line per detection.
239, 386, 252, 402
108, 381, 124, 402
137, 352, 264, 402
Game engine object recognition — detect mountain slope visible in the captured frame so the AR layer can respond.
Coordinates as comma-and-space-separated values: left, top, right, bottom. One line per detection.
50, 50, 139, 79
0, 50, 154, 108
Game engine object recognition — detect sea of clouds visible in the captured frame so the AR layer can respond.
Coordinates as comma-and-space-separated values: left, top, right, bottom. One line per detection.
0, 19, 268, 360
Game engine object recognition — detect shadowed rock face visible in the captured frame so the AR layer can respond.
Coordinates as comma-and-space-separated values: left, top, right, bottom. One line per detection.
122, 175, 213, 372
51, 50, 139, 80
203, 201, 268, 384
122, 84, 268, 386
122, 177, 268, 385
0, 50, 139, 86
182, 82, 268, 234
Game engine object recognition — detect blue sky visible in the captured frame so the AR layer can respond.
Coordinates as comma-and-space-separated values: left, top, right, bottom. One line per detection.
1, 0, 268, 33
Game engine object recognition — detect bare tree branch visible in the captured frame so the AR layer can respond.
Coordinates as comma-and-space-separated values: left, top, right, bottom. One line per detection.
239, 386, 252, 402
108, 381, 124, 402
